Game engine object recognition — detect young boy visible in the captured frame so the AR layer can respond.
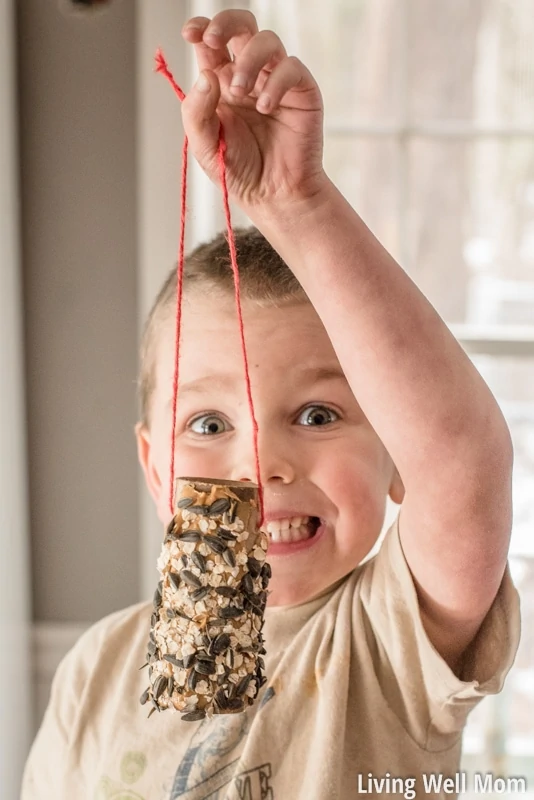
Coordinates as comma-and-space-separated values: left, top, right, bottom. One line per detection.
23, 9, 520, 800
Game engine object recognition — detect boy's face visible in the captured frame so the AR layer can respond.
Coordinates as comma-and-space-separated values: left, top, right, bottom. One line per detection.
136, 291, 403, 607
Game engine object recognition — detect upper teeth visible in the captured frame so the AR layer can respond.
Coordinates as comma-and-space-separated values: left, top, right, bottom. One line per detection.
262, 516, 309, 533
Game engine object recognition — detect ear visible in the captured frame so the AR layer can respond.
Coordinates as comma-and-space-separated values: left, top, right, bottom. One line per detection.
388, 465, 405, 505
135, 421, 162, 507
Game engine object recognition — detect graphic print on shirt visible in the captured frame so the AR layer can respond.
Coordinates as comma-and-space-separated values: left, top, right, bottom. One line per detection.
94, 750, 148, 799
170, 686, 276, 800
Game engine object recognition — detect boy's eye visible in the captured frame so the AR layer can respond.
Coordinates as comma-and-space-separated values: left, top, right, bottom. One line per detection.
297, 405, 339, 427
189, 414, 230, 436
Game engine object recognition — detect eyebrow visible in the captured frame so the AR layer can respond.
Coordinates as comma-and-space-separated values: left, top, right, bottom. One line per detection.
175, 365, 347, 399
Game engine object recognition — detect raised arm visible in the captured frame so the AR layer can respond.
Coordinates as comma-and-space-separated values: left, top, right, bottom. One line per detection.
180, 8, 514, 669
249, 181, 513, 669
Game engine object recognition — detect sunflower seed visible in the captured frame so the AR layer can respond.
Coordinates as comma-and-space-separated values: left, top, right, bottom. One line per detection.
196, 653, 216, 666
194, 660, 215, 676
214, 688, 230, 710
190, 586, 209, 602
221, 606, 244, 619
163, 654, 184, 668
147, 639, 157, 656
247, 557, 262, 578
167, 676, 174, 695
181, 708, 206, 722
236, 673, 252, 697
165, 608, 176, 619
188, 504, 210, 516
183, 652, 196, 669
178, 530, 202, 543
261, 562, 272, 580
140, 688, 150, 705
175, 609, 191, 620
168, 572, 181, 592
191, 551, 207, 573
222, 548, 236, 568
181, 570, 201, 589
180, 555, 188, 568
208, 498, 231, 516
177, 497, 194, 509
153, 587, 162, 609
228, 697, 245, 711
240, 574, 254, 595
215, 586, 237, 598
210, 632, 231, 655
166, 518, 178, 534
223, 502, 237, 524
153, 675, 167, 700
204, 535, 226, 555
150, 612, 157, 627
187, 668, 199, 691
218, 527, 237, 541
147, 706, 157, 719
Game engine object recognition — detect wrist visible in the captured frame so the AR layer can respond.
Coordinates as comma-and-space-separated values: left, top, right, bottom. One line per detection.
244, 172, 339, 234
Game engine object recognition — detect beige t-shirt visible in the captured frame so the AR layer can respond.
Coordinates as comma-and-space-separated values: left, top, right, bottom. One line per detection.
22, 513, 520, 800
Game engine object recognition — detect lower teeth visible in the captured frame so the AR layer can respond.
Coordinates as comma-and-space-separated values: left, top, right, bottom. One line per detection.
267, 522, 316, 543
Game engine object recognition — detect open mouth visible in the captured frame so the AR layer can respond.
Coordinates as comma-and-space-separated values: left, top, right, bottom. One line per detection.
260, 516, 321, 544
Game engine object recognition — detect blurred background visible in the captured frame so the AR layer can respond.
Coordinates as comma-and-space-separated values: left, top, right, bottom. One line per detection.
1, 0, 533, 797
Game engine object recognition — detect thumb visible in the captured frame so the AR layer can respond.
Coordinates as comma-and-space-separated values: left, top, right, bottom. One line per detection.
181, 70, 221, 178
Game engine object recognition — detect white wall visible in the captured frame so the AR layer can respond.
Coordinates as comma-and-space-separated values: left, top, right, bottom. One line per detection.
18, 0, 139, 624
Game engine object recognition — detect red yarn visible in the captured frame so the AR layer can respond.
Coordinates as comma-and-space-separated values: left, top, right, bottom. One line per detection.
156, 49, 264, 527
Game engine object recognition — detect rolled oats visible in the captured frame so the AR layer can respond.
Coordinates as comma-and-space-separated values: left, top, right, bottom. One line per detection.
141, 477, 270, 722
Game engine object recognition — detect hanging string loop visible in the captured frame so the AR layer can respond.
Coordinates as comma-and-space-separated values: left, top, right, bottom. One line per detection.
155, 49, 264, 527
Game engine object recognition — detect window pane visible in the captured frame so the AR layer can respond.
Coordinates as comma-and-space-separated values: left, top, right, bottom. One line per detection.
407, 138, 534, 324
324, 136, 400, 259
409, 0, 534, 127
250, 0, 403, 124
471, 356, 534, 557
461, 356, 534, 787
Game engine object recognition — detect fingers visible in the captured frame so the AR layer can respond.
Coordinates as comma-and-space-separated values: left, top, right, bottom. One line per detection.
228, 30, 287, 97
255, 56, 320, 114
199, 9, 259, 58
181, 70, 222, 172
182, 9, 258, 71
182, 10, 321, 116
181, 16, 232, 73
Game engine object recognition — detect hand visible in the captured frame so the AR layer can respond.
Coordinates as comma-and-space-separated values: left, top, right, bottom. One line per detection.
181, 9, 327, 213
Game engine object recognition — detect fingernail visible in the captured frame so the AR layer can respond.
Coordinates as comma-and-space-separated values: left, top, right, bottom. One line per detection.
230, 73, 248, 91
257, 93, 271, 112
205, 25, 221, 39
195, 72, 210, 93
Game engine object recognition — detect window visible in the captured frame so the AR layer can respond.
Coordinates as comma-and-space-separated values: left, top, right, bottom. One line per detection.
246, 0, 534, 790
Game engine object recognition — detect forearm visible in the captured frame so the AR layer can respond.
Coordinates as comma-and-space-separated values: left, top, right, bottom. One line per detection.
247, 179, 511, 488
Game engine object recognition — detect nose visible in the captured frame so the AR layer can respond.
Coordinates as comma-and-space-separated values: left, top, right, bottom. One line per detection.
232, 431, 297, 485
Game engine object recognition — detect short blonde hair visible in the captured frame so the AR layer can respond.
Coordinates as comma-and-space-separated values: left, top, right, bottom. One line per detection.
138, 227, 308, 426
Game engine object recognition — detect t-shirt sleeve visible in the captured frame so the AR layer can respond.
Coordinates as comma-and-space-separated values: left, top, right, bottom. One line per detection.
358, 509, 521, 750
21, 626, 92, 799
